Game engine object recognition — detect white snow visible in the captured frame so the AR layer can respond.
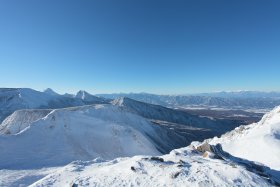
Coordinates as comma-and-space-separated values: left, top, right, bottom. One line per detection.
0, 104, 160, 169
29, 147, 271, 187
0, 109, 51, 135
209, 106, 280, 170
1, 103, 279, 186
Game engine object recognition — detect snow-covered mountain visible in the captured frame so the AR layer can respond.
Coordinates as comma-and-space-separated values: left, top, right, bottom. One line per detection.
0, 98, 243, 169
0, 104, 162, 169
43, 88, 59, 96
25, 106, 280, 187
98, 92, 280, 110
74, 90, 109, 104
0, 102, 279, 186
112, 97, 242, 134
0, 88, 109, 123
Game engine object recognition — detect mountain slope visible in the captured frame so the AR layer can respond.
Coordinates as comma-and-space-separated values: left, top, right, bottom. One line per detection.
29, 145, 274, 187
1, 105, 280, 186
0, 96, 248, 169
112, 97, 242, 134
26, 105, 280, 187
44, 88, 59, 96
0, 88, 109, 122
0, 97, 247, 169
75, 90, 109, 104
0, 109, 52, 135
208, 105, 280, 170
0, 104, 162, 169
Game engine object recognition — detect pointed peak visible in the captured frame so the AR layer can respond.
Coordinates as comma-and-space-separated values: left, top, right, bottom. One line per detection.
44, 88, 59, 96
75, 90, 91, 99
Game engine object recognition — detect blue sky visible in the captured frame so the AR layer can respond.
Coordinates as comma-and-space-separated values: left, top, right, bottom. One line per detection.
0, 0, 279, 94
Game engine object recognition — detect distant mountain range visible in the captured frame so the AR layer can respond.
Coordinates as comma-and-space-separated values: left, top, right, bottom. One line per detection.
2, 88, 279, 123
0, 88, 109, 122
97, 91, 280, 110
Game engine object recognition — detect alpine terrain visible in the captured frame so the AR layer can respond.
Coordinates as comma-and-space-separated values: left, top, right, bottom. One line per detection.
1, 105, 279, 186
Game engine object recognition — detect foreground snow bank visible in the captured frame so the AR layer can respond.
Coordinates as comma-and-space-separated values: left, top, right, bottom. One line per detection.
29, 146, 272, 187
209, 106, 280, 170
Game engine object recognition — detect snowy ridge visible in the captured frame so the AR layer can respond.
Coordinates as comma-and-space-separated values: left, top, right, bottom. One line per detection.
0, 97, 245, 169
111, 97, 239, 134
29, 145, 273, 187
7, 106, 279, 187
0, 88, 109, 122
0, 109, 52, 135
0, 104, 163, 169
207, 106, 280, 170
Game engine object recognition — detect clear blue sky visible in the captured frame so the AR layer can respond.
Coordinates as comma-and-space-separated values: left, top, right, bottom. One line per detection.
0, 0, 279, 94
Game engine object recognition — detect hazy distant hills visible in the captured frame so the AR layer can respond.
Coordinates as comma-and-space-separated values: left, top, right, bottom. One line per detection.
97, 91, 280, 110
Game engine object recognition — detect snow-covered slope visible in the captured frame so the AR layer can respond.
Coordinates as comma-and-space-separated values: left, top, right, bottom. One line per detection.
0, 88, 109, 123
0, 104, 164, 169
0, 109, 51, 135
0, 97, 247, 169
0, 102, 220, 169
29, 146, 274, 187
1, 106, 280, 186
24, 106, 280, 187
112, 97, 240, 134
208, 106, 280, 170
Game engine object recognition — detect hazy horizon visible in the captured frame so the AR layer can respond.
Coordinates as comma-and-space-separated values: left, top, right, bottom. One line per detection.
2, 87, 280, 96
